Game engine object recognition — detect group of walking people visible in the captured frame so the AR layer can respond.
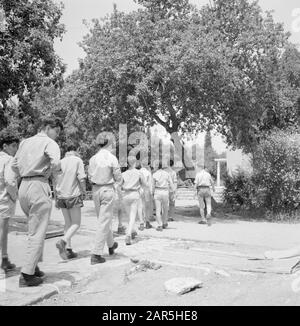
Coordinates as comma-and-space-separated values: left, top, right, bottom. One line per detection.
0, 117, 182, 288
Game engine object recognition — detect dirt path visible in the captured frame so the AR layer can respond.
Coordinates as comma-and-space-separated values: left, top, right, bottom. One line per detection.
36, 237, 300, 306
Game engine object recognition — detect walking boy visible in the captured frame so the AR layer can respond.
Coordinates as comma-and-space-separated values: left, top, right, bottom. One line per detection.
0, 134, 19, 273
122, 156, 147, 245
194, 166, 215, 227
55, 145, 86, 260
88, 137, 122, 265
140, 161, 154, 229
165, 160, 178, 222
12, 117, 63, 287
153, 163, 175, 231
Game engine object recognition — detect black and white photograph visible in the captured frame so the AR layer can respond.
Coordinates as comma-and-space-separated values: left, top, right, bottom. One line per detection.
1, 0, 300, 309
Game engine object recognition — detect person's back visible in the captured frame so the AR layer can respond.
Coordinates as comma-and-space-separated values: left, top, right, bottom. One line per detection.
122, 168, 142, 191
195, 169, 213, 188
89, 142, 122, 265
153, 169, 173, 190
88, 149, 121, 186
195, 168, 215, 226
56, 153, 86, 199
13, 133, 60, 178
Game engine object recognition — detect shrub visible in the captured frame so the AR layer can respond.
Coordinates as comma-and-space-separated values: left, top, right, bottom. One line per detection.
223, 169, 256, 209
252, 129, 300, 213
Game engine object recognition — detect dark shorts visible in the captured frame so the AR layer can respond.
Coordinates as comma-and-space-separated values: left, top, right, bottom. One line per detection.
56, 195, 84, 209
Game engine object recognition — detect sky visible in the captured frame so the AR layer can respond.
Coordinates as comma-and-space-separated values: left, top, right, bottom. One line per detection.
54, 0, 300, 74
52, 0, 300, 152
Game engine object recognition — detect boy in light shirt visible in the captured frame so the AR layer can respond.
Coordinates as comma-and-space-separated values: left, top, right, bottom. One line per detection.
55, 145, 86, 260
140, 161, 154, 229
165, 160, 178, 222
121, 156, 147, 246
0, 134, 19, 273
153, 163, 175, 231
194, 166, 215, 227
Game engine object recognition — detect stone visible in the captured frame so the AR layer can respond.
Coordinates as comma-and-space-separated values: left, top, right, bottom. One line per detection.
164, 277, 203, 295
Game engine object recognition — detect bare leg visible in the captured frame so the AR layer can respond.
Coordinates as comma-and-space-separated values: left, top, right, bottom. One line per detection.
62, 207, 81, 249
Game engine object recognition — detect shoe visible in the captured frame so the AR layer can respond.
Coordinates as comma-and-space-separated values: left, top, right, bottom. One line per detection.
56, 239, 68, 260
156, 226, 163, 232
162, 223, 168, 229
34, 266, 45, 278
198, 220, 207, 225
109, 242, 118, 255
66, 249, 78, 260
117, 226, 126, 235
91, 255, 106, 265
138, 223, 145, 231
168, 218, 174, 222
1, 257, 16, 273
131, 231, 137, 239
125, 236, 132, 246
19, 273, 43, 288
145, 222, 153, 229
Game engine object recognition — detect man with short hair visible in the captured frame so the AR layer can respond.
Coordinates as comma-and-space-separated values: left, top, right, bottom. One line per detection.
0, 133, 19, 273
194, 166, 215, 227
12, 117, 63, 287
88, 137, 122, 265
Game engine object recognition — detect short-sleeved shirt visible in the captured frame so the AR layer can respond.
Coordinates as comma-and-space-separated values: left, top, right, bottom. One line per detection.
122, 169, 144, 192
0, 152, 18, 219
88, 149, 122, 186
55, 152, 86, 199
166, 168, 178, 192
140, 167, 153, 193
195, 170, 214, 187
153, 169, 174, 191
11, 133, 61, 178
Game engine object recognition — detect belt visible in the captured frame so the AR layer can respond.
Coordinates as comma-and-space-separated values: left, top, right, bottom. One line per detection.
21, 175, 47, 180
92, 183, 114, 187
123, 189, 139, 192
197, 185, 210, 188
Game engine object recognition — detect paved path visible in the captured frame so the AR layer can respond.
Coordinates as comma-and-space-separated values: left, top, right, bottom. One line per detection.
1, 200, 300, 306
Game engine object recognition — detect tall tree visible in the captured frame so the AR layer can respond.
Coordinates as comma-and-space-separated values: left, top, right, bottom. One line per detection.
0, 0, 65, 133
38, 0, 300, 159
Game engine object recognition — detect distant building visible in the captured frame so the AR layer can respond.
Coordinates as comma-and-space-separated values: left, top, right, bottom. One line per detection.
226, 149, 253, 176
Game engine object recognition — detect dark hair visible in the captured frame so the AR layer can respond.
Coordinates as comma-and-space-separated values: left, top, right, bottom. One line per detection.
40, 117, 63, 131
0, 134, 19, 150
66, 144, 78, 152
98, 139, 109, 148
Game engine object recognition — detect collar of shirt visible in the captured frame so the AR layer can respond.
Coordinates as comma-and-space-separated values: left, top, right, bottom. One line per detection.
36, 132, 49, 138
65, 151, 79, 158
0, 151, 11, 159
